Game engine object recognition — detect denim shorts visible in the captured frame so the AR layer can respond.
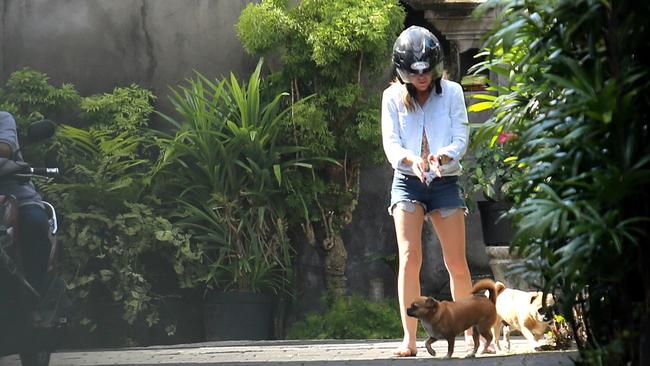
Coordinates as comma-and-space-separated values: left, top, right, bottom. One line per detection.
388, 172, 466, 217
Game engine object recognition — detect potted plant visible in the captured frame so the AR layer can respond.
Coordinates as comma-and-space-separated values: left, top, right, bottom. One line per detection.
151, 60, 319, 340
461, 74, 489, 92
463, 125, 532, 288
464, 127, 520, 245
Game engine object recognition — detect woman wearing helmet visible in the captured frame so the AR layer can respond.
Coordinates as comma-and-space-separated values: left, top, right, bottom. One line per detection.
381, 26, 477, 357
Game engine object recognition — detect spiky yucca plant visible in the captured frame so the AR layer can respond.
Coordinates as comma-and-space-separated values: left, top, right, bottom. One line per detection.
153, 60, 320, 295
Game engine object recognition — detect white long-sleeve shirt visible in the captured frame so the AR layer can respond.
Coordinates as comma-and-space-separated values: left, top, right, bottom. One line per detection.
381, 79, 469, 177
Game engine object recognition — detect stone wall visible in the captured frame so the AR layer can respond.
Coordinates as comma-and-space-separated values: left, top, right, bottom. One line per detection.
0, 0, 258, 119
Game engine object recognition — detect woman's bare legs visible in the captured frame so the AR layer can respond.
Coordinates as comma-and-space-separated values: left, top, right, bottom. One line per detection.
430, 208, 495, 353
392, 205, 425, 356
430, 209, 472, 304
430, 209, 475, 347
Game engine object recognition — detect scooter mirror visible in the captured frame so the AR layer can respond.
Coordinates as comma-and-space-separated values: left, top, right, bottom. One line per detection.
25, 119, 57, 144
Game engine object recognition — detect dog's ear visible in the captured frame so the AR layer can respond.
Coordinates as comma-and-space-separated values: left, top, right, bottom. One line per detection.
545, 293, 555, 304
495, 281, 506, 294
425, 297, 436, 307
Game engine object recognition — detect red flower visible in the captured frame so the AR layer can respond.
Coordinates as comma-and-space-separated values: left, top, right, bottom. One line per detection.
498, 131, 516, 145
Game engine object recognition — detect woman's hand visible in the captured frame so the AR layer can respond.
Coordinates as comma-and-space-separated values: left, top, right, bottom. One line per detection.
407, 156, 428, 183
427, 154, 450, 178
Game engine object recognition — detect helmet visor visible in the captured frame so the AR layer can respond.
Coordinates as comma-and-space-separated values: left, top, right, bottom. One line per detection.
396, 61, 443, 84
396, 68, 433, 84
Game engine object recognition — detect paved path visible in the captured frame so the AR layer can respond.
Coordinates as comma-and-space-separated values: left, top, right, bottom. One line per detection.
0, 337, 579, 366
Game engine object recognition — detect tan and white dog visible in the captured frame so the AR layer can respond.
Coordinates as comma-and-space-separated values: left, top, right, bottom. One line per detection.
492, 281, 555, 351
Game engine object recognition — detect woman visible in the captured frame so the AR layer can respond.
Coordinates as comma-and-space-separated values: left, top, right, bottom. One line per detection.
381, 26, 474, 357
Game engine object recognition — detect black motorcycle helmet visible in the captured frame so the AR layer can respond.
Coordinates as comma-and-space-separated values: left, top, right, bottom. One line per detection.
392, 26, 444, 86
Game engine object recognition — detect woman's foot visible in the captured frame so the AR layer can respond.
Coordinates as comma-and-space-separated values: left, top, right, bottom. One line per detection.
392, 343, 417, 357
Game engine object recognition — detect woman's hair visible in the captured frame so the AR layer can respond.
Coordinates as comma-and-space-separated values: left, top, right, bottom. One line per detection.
401, 77, 443, 111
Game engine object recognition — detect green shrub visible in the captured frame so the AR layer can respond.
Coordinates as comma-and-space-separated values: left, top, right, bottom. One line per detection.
286, 294, 425, 339
152, 60, 321, 295
4, 70, 181, 329
0, 67, 79, 124
471, 0, 650, 364
80, 85, 155, 132
236, 0, 405, 296
1, 68, 190, 341
45, 122, 183, 327
0, 67, 80, 163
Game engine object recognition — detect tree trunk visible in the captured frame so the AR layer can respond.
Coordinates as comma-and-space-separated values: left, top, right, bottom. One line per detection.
323, 233, 347, 297
318, 160, 359, 297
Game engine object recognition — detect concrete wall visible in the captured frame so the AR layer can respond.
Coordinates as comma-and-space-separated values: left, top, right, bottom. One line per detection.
1, 0, 493, 310
0, 0, 258, 119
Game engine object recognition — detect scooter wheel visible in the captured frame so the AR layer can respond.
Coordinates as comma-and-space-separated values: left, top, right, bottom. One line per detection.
19, 351, 50, 366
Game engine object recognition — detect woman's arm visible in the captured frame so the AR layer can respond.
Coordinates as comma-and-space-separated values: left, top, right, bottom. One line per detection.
381, 90, 411, 168
381, 89, 427, 181
435, 82, 469, 161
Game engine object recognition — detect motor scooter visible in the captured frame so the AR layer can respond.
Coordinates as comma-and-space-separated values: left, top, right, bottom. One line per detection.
0, 119, 69, 366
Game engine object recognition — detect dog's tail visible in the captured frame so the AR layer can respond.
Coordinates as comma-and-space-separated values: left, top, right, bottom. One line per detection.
472, 279, 497, 305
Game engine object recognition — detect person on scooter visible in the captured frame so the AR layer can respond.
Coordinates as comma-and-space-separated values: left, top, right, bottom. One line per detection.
0, 110, 52, 306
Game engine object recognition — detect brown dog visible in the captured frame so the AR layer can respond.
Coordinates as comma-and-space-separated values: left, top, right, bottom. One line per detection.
406, 279, 497, 359
492, 281, 555, 351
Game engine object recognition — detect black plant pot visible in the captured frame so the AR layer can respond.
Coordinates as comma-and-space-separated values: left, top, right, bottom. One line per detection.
62, 302, 131, 349
203, 291, 275, 341
477, 200, 514, 246
148, 296, 204, 346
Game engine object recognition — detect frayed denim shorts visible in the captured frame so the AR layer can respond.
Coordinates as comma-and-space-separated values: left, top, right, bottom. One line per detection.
388, 172, 466, 217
